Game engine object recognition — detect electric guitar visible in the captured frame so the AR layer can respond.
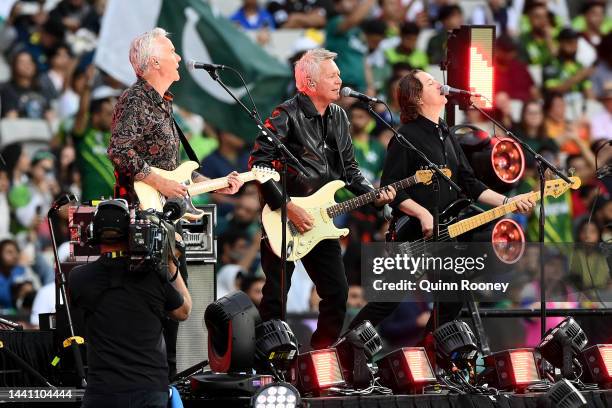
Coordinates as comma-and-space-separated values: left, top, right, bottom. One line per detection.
262, 169, 451, 261
393, 176, 582, 249
134, 161, 279, 221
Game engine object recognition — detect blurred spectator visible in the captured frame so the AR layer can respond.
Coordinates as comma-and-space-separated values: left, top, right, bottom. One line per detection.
231, 0, 275, 30
591, 83, 612, 141
518, 1, 557, 65
377, 300, 431, 347
220, 192, 261, 238
566, 153, 605, 217
19, 19, 66, 73
240, 275, 265, 306
494, 35, 538, 102
362, 18, 392, 95
511, 99, 557, 152
81, 0, 106, 34
384, 22, 428, 70
543, 28, 594, 98
216, 230, 251, 298
1, 143, 30, 186
426, 4, 463, 66
544, 92, 589, 155
493, 91, 515, 131
72, 65, 117, 202
326, 0, 375, 93
49, 0, 91, 34
569, 218, 609, 293
0, 239, 28, 309
591, 32, 612, 100
0, 50, 52, 120
55, 65, 86, 121
377, 0, 406, 37
572, 0, 611, 49
9, 150, 59, 232
0, 170, 9, 238
470, 0, 520, 37
200, 130, 249, 216
349, 102, 385, 184
0, 1, 47, 55
39, 43, 75, 102
266, 0, 332, 29
30, 281, 54, 327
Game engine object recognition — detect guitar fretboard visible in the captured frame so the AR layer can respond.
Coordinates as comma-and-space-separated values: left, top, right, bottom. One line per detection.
187, 173, 257, 196
447, 190, 541, 238
326, 176, 417, 218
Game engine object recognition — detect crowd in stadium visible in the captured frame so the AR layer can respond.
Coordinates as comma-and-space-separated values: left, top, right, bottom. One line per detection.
0, 0, 609, 348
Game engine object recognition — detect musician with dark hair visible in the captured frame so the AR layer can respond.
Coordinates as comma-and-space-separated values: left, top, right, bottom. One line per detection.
346, 69, 535, 341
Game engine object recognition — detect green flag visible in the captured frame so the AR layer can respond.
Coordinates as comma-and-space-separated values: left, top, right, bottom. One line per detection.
95, 0, 292, 142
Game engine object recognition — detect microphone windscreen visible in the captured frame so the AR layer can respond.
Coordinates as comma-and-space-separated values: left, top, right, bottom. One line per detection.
186, 60, 196, 71
340, 87, 352, 97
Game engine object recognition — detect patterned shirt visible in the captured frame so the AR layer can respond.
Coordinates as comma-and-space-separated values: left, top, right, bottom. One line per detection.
108, 78, 180, 202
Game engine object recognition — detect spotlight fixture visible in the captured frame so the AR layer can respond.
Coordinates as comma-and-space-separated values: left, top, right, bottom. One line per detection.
255, 319, 299, 371
483, 348, 540, 391
581, 344, 612, 388
190, 373, 274, 398
204, 291, 262, 373
377, 347, 437, 393
297, 348, 345, 395
433, 321, 478, 370
333, 321, 382, 387
537, 317, 588, 379
547, 379, 587, 408
251, 382, 301, 408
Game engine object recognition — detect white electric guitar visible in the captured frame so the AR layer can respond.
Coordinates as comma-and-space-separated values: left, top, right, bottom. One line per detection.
134, 161, 279, 221
262, 169, 451, 261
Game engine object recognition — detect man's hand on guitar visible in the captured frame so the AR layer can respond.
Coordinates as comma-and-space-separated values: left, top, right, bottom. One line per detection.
157, 177, 188, 198
417, 209, 434, 239
508, 193, 536, 214
373, 186, 396, 207
215, 171, 244, 195
287, 201, 314, 234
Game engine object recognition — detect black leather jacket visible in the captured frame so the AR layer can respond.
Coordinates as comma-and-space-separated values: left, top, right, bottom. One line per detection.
249, 93, 374, 210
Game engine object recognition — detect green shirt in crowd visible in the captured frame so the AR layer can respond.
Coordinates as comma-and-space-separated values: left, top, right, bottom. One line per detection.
326, 15, 368, 91
74, 127, 115, 202
384, 47, 429, 70
543, 59, 592, 93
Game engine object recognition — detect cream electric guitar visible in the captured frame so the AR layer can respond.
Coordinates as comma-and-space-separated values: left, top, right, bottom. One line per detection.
262, 169, 451, 261
134, 161, 279, 221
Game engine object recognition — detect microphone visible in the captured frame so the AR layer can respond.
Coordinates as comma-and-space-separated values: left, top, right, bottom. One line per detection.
187, 59, 226, 72
340, 87, 380, 103
440, 84, 483, 98
162, 197, 187, 221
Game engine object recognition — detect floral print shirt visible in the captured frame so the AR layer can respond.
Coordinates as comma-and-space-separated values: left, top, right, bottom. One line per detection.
108, 78, 180, 202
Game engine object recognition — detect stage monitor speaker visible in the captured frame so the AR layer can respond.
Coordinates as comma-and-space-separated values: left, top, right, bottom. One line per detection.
176, 259, 215, 373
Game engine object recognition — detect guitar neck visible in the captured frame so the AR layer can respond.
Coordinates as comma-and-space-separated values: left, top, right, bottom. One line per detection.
447, 190, 541, 238
327, 176, 417, 218
187, 172, 256, 196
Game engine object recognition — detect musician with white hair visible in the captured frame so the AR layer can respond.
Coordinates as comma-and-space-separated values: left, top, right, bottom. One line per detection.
249, 48, 395, 349
108, 28, 244, 377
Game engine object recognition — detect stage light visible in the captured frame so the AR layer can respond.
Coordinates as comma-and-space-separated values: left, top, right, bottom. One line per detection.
204, 291, 262, 373
447, 25, 495, 110
484, 348, 540, 391
377, 347, 437, 393
492, 219, 525, 264
333, 321, 382, 387
547, 379, 587, 408
190, 373, 274, 398
251, 382, 301, 408
297, 349, 345, 395
537, 317, 588, 379
452, 125, 525, 193
433, 320, 478, 370
581, 344, 612, 388
255, 319, 298, 371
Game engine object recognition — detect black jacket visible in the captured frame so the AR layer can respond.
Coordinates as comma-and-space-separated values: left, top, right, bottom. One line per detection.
249, 93, 374, 209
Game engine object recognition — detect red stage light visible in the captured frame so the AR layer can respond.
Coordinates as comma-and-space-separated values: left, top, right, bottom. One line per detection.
378, 347, 436, 393
492, 219, 525, 264
485, 349, 540, 391
581, 344, 612, 388
491, 138, 525, 184
297, 349, 345, 395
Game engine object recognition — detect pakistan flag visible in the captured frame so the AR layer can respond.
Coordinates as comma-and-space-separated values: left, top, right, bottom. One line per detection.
95, 0, 292, 142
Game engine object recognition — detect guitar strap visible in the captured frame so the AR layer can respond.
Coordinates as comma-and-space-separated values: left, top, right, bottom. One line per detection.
173, 117, 199, 163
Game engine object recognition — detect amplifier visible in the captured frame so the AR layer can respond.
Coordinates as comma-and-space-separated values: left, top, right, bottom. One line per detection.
180, 204, 216, 263
68, 204, 99, 261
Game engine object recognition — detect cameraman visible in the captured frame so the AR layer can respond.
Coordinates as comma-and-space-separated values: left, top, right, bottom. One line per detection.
69, 200, 191, 408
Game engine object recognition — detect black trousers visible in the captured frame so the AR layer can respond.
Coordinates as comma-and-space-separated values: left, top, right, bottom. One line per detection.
82, 390, 168, 408
260, 238, 348, 349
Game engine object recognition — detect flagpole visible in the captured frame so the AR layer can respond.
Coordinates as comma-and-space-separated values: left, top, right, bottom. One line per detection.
202, 66, 308, 322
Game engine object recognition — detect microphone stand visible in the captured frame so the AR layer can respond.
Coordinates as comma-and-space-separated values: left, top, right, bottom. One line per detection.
47, 194, 87, 388
204, 68, 309, 321
468, 101, 572, 339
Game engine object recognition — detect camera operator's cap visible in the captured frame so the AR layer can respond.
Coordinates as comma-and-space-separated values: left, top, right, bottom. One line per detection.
557, 27, 580, 41
92, 199, 130, 244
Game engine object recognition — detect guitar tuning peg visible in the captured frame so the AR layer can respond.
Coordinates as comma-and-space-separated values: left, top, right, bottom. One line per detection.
568, 167, 576, 177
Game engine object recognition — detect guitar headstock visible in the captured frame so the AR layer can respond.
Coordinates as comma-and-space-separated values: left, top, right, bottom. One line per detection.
416, 168, 452, 185
544, 176, 581, 198
252, 166, 281, 183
